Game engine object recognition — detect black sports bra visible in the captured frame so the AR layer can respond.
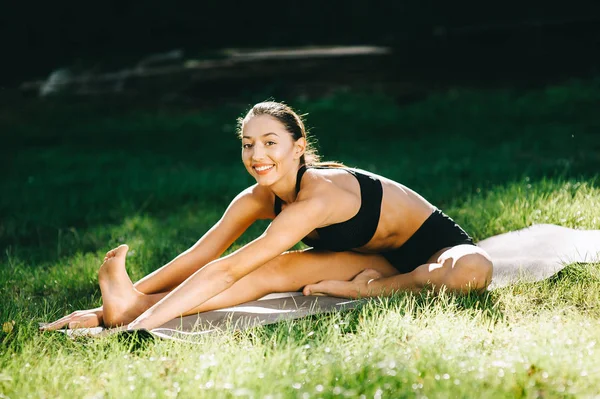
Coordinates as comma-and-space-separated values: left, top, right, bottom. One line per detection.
273, 165, 383, 251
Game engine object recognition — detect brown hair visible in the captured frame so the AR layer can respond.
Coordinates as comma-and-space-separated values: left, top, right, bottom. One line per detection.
237, 101, 344, 168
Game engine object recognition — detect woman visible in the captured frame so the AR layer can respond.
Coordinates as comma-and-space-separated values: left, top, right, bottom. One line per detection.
42, 101, 493, 332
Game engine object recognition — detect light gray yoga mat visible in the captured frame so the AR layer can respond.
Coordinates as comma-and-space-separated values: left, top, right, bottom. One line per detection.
54, 293, 361, 343
51, 224, 600, 343
478, 224, 600, 289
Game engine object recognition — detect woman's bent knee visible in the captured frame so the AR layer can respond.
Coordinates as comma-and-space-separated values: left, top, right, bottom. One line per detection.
445, 253, 493, 292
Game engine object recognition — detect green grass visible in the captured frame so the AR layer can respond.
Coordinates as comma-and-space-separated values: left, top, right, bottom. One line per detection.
1, 78, 600, 398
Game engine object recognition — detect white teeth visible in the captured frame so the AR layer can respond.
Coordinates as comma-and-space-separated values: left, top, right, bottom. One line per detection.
255, 165, 273, 172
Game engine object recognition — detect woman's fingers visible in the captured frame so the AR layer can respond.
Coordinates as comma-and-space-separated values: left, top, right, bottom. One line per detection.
68, 314, 99, 329
40, 310, 101, 331
40, 316, 71, 331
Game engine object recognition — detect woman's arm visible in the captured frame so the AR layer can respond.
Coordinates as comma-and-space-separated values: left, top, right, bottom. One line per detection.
127, 196, 329, 330
40, 186, 268, 331
133, 186, 269, 294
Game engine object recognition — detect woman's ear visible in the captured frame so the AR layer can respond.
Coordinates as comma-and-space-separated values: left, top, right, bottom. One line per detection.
294, 137, 306, 160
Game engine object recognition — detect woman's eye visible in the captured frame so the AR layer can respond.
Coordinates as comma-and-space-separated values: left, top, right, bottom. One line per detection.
266, 141, 276, 146
243, 143, 253, 149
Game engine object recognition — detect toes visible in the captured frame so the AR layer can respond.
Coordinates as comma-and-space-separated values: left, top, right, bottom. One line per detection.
303, 284, 321, 296
303, 281, 331, 296
114, 244, 129, 258
105, 244, 128, 259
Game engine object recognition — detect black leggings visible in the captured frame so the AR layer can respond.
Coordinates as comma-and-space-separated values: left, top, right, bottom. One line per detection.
381, 210, 475, 274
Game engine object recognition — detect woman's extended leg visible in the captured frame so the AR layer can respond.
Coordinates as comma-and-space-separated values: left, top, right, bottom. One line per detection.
303, 245, 493, 298
99, 245, 400, 327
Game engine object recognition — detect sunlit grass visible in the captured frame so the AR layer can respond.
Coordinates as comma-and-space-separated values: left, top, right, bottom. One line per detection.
1, 278, 599, 398
1, 79, 599, 398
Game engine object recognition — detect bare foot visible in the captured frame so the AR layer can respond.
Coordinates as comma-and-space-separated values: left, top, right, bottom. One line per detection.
98, 245, 148, 327
303, 268, 383, 299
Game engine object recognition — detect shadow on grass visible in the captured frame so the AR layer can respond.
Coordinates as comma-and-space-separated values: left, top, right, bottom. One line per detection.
3, 80, 600, 265
253, 255, 600, 346
253, 288, 503, 347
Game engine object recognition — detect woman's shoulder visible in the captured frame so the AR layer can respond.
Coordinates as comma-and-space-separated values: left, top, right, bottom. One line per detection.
225, 184, 275, 220
298, 167, 354, 201
302, 166, 404, 198
237, 184, 274, 203
300, 168, 338, 190
303, 165, 388, 185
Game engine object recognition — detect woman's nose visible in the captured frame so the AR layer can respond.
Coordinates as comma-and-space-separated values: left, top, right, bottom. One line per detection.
251, 144, 266, 160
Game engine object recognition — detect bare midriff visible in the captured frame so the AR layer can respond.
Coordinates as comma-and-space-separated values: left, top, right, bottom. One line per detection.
297, 169, 436, 253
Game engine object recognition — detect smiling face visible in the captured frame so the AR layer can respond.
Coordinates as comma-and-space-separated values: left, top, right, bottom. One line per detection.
241, 115, 306, 187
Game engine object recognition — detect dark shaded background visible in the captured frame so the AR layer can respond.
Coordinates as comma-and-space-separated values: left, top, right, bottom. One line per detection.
2, 1, 600, 88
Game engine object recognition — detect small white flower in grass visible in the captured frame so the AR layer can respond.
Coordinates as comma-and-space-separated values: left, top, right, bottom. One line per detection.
292, 383, 302, 389
491, 360, 510, 368
333, 387, 342, 394
315, 385, 324, 392
233, 388, 252, 396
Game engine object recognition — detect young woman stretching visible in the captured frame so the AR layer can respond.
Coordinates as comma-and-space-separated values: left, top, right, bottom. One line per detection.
42, 101, 493, 332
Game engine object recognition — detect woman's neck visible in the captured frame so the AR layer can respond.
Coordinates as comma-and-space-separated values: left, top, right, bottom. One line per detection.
271, 164, 303, 204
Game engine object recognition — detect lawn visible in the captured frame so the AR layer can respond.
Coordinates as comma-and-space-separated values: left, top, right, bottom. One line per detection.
1, 79, 599, 398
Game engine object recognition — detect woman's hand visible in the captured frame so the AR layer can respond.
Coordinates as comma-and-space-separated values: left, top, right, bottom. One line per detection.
39, 307, 104, 331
